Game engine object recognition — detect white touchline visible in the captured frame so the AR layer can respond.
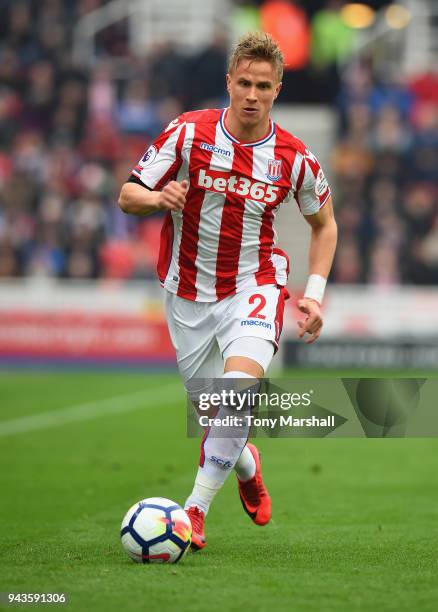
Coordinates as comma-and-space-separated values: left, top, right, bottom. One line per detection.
0, 384, 182, 438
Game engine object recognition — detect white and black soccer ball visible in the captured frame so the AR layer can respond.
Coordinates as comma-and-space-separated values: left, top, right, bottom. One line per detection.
120, 497, 192, 564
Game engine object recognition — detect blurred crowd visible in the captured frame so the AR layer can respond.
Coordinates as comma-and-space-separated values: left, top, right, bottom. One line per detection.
0, 0, 436, 284
332, 61, 438, 285
0, 0, 209, 281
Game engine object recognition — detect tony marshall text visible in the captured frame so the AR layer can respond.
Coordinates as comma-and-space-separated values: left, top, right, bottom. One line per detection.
198, 415, 335, 428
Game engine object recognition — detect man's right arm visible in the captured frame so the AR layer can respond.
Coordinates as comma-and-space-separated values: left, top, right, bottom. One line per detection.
118, 180, 188, 216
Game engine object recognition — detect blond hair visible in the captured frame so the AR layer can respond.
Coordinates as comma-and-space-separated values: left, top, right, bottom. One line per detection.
228, 32, 284, 83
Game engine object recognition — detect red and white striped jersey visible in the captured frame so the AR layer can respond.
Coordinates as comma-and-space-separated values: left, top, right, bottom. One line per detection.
131, 108, 331, 302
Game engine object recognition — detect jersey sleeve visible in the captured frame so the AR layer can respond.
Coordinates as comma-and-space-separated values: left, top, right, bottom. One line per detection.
130, 115, 187, 190
294, 148, 331, 216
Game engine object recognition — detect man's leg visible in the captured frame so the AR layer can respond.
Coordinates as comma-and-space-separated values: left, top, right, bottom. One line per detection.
186, 352, 264, 515
185, 336, 276, 548
225, 354, 263, 482
215, 285, 288, 526
165, 288, 284, 547
165, 292, 245, 548
184, 369, 257, 548
223, 338, 273, 481
222, 337, 275, 525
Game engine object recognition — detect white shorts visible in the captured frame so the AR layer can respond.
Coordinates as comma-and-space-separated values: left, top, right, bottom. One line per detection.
165, 284, 289, 391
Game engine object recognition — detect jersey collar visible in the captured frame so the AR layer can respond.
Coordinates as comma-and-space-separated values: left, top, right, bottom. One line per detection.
220, 108, 275, 147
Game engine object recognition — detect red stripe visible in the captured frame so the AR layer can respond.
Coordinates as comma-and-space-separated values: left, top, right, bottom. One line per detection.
256, 130, 294, 286
319, 190, 331, 209
296, 156, 306, 190
154, 125, 186, 191
199, 428, 208, 467
294, 156, 306, 209
255, 207, 276, 286
274, 287, 290, 350
157, 212, 174, 283
176, 121, 216, 300
304, 154, 320, 177
215, 146, 254, 300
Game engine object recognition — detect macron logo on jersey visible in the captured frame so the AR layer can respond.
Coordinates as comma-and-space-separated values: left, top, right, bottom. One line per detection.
200, 142, 231, 157
197, 169, 279, 203
241, 319, 272, 329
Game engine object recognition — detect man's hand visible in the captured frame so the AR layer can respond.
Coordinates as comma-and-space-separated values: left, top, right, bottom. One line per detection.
158, 180, 188, 212
297, 298, 323, 344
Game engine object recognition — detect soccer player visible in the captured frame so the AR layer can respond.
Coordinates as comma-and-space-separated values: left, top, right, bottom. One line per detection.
118, 32, 337, 550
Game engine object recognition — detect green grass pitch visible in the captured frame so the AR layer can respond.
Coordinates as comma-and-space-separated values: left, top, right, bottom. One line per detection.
1, 371, 437, 612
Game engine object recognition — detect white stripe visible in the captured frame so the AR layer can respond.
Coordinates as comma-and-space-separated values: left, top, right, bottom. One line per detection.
182, 121, 195, 171
194, 122, 234, 299
0, 384, 181, 438
272, 251, 288, 286
251, 133, 276, 185
235, 209, 262, 291
290, 151, 304, 193
142, 123, 185, 189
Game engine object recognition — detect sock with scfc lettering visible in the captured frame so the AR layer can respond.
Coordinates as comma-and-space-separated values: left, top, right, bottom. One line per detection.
184, 372, 256, 515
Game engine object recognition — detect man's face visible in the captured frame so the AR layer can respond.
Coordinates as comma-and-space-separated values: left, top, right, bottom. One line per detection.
226, 59, 281, 130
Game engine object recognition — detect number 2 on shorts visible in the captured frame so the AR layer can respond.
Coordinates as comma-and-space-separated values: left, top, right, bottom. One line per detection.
248, 294, 267, 320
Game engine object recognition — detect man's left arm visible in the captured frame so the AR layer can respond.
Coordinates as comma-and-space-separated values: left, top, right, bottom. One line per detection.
298, 197, 337, 343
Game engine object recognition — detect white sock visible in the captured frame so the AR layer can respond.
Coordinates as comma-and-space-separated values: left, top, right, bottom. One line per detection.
224, 372, 257, 482
185, 371, 256, 515
184, 471, 221, 516
235, 445, 256, 482
185, 435, 246, 515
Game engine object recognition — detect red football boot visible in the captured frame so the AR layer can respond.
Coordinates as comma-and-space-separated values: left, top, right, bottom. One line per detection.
237, 443, 271, 526
186, 506, 207, 551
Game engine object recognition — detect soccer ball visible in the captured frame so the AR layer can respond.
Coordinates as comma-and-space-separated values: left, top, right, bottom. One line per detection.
120, 497, 192, 564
